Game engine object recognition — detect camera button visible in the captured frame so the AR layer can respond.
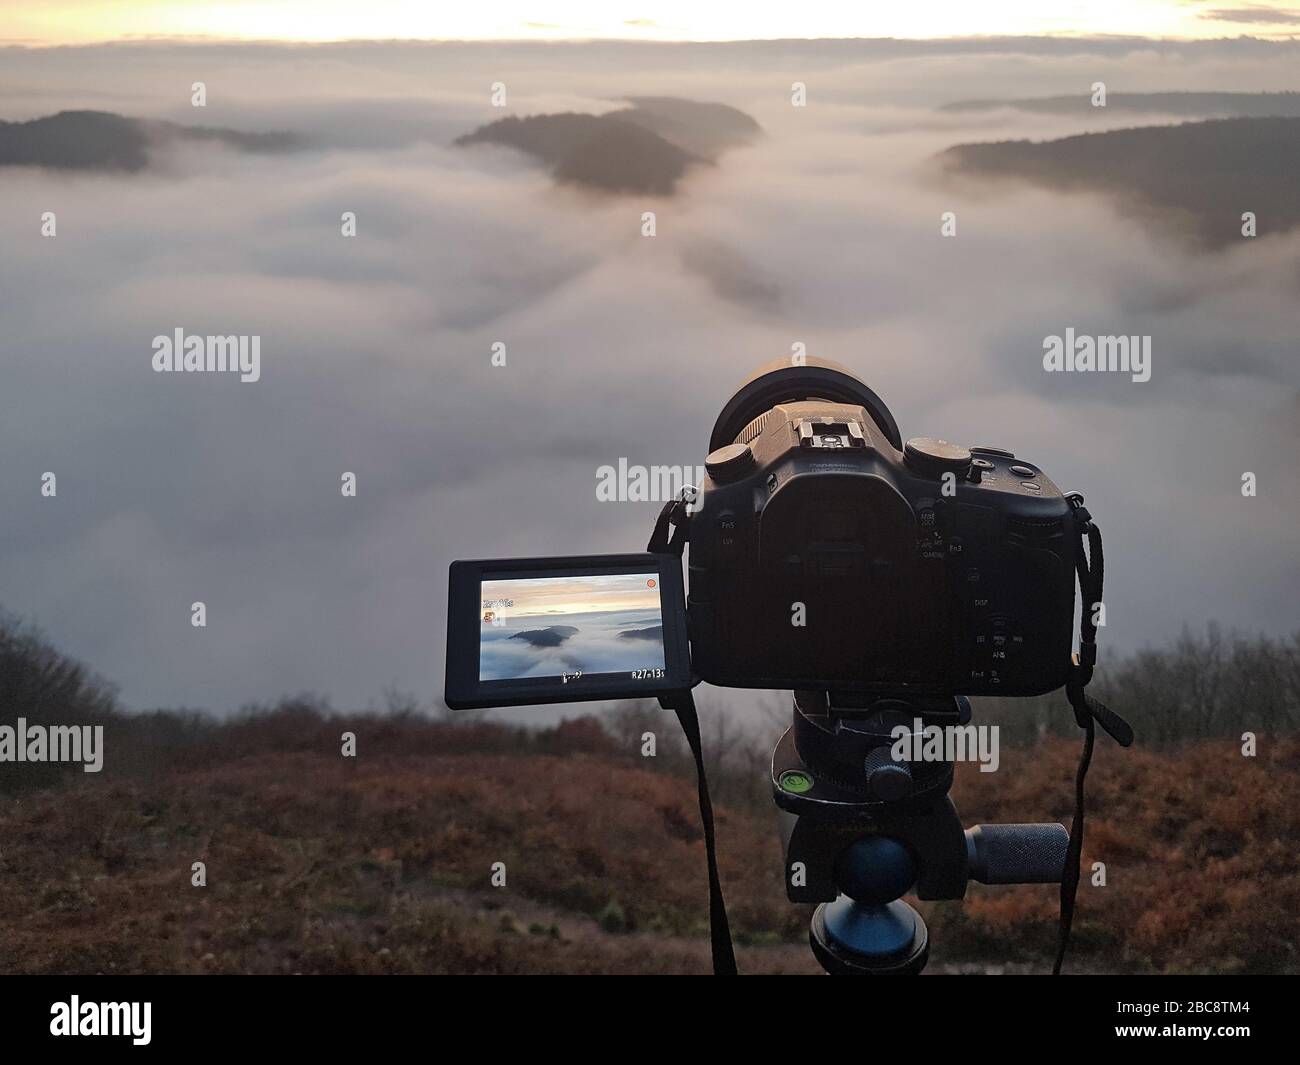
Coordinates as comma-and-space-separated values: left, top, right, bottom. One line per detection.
718, 512, 738, 548
1009, 464, 1036, 477
1020, 481, 1041, 492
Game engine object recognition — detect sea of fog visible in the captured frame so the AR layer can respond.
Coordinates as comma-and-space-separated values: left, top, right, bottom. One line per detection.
0, 38, 1296, 727
480, 609, 665, 681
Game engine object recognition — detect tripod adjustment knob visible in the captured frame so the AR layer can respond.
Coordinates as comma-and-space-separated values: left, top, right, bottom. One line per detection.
863, 747, 912, 801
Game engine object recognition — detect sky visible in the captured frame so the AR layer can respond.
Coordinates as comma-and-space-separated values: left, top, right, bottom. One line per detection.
4, 0, 1300, 46
0, 35, 1296, 719
484, 575, 662, 618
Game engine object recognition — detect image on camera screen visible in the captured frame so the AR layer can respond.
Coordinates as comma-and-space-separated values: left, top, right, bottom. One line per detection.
478, 573, 666, 683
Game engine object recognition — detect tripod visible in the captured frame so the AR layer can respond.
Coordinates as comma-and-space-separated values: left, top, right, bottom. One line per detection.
772, 691, 1070, 975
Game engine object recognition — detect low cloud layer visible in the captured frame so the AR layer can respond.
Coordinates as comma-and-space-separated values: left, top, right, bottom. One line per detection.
0, 38, 1297, 716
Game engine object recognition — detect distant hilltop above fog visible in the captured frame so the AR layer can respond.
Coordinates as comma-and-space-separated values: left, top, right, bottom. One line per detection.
941, 90, 1300, 118
0, 110, 302, 171
455, 96, 761, 195
940, 116, 1300, 248
509, 625, 578, 648
618, 625, 663, 641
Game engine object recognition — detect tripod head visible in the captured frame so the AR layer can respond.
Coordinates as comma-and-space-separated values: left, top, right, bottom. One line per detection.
772, 691, 1069, 974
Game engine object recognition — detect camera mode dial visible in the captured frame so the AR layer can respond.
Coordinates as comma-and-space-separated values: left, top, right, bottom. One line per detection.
904, 437, 972, 480
705, 442, 757, 484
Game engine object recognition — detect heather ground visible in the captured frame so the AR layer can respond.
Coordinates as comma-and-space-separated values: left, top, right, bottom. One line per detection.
1, 707, 1294, 975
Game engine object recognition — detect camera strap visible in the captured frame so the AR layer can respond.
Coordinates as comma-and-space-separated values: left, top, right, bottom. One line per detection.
1055, 496, 1133, 975
650, 496, 738, 976
660, 688, 738, 976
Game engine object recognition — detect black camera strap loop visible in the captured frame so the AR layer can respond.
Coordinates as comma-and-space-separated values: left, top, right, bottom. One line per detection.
661, 689, 738, 976
650, 495, 738, 976
648, 495, 692, 555
1063, 495, 1132, 747
1055, 497, 1134, 975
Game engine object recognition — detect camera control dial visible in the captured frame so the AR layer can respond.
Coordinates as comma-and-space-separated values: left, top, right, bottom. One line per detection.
903, 437, 972, 479
705, 442, 757, 484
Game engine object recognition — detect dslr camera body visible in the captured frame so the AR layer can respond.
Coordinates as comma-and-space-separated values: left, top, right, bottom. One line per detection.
687, 358, 1079, 698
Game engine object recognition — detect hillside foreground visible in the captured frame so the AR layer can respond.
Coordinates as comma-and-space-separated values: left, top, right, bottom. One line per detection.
1, 709, 1295, 975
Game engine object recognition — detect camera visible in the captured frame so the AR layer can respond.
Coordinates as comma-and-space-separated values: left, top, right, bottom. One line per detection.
444, 355, 1127, 977
444, 356, 1082, 708
687, 357, 1079, 697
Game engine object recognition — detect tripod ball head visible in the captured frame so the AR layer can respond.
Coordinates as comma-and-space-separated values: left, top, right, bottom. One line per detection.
833, 836, 916, 904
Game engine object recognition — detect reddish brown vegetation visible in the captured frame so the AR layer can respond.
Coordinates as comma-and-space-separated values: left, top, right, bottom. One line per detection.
939, 732, 1300, 973
0, 707, 1294, 974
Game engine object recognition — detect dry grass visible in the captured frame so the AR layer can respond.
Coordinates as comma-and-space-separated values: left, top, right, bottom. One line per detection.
934, 731, 1300, 973
0, 709, 1295, 974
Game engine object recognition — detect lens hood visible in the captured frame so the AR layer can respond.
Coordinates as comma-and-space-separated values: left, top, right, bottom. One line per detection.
709, 357, 903, 453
